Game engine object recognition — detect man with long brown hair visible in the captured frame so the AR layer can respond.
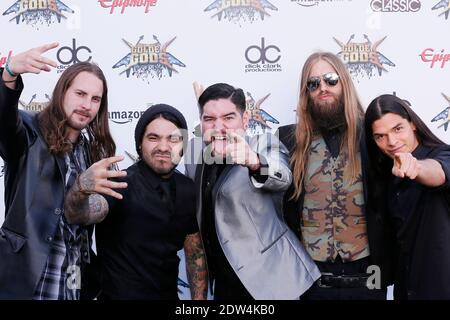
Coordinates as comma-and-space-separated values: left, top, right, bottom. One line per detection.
0, 43, 125, 299
278, 51, 393, 299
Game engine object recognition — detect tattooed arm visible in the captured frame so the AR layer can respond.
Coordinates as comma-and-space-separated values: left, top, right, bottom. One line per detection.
184, 232, 208, 300
64, 155, 127, 225
64, 177, 110, 225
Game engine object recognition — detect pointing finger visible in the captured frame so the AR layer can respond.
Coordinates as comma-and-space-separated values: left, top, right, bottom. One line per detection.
104, 180, 127, 190
394, 153, 403, 168
38, 56, 58, 68
36, 42, 59, 54
106, 170, 127, 178
98, 187, 123, 200
103, 155, 125, 167
227, 131, 245, 143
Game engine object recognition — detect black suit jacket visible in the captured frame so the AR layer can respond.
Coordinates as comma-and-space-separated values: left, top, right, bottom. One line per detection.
0, 72, 98, 299
277, 124, 395, 288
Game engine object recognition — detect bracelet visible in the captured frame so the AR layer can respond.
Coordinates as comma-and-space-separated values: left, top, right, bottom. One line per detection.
76, 175, 96, 195
5, 59, 17, 78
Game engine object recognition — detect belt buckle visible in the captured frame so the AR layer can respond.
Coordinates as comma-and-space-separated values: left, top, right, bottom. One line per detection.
316, 272, 334, 289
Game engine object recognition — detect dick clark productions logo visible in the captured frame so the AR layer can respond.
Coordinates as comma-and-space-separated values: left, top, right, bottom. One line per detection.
244, 38, 282, 73
56, 39, 92, 73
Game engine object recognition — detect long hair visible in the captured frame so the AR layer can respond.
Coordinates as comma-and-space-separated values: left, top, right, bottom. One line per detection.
38, 62, 115, 163
291, 52, 364, 200
364, 94, 445, 177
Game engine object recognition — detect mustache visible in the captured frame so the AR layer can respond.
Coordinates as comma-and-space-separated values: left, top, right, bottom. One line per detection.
152, 151, 172, 157
73, 110, 90, 117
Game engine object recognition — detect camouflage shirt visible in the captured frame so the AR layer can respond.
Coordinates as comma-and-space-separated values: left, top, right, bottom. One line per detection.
301, 134, 369, 262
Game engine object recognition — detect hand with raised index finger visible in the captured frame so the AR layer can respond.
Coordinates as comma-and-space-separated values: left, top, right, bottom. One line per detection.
392, 153, 420, 180
225, 131, 260, 170
78, 155, 128, 200
6, 42, 59, 76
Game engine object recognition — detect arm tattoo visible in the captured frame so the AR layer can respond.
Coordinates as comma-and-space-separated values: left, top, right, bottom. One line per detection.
64, 176, 109, 225
87, 194, 109, 224
184, 232, 208, 300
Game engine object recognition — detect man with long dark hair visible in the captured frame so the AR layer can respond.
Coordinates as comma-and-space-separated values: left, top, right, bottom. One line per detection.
278, 52, 392, 299
365, 94, 450, 299
0, 43, 124, 299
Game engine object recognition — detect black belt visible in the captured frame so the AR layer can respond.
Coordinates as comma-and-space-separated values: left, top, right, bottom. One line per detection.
317, 273, 371, 288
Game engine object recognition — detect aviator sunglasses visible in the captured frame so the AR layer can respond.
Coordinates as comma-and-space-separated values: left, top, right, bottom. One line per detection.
306, 72, 340, 92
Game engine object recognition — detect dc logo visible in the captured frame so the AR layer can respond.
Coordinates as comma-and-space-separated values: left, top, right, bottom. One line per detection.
245, 38, 281, 64
57, 39, 92, 65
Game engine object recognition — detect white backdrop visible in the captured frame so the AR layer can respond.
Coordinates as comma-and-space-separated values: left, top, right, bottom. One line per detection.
1, 0, 449, 299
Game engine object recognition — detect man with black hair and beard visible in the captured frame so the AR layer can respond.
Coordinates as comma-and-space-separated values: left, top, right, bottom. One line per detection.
277, 52, 393, 300
65, 104, 208, 300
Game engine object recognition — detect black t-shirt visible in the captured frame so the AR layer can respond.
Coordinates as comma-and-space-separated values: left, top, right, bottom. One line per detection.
201, 163, 253, 300
386, 144, 450, 299
96, 161, 198, 299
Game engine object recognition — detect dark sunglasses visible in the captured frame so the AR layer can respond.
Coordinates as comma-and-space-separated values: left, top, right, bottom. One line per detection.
306, 72, 340, 92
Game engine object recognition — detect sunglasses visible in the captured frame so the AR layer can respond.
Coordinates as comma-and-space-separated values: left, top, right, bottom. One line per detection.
306, 72, 340, 92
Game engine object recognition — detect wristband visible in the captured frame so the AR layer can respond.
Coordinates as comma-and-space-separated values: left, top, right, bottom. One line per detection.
5, 59, 17, 78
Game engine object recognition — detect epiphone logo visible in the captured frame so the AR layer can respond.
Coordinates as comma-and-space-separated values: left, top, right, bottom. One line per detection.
98, 0, 158, 14
420, 48, 450, 68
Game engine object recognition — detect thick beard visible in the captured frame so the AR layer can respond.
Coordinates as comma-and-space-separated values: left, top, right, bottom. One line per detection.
308, 94, 346, 131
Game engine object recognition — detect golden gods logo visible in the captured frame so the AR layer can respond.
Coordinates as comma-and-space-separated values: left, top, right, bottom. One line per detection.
113, 35, 185, 81
3, 0, 74, 27
432, 0, 450, 19
204, 0, 278, 24
334, 34, 395, 79
431, 93, 450, 131
245, 92, 279, 136
19, 94, 50, 112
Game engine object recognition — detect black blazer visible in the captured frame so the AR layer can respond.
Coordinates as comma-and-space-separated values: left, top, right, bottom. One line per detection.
0, 73, 98, 299
277, 124, 395, 288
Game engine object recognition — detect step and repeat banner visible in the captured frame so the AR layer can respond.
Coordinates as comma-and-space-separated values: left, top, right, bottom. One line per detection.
0, 0, 449, 299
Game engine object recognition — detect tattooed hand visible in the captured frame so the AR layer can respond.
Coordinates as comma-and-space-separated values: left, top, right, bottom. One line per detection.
78, 155, 127, 199
64, 155, 128, 225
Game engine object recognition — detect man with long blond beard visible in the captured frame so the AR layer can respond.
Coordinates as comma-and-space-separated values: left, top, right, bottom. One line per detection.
278, 52, 393, 300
